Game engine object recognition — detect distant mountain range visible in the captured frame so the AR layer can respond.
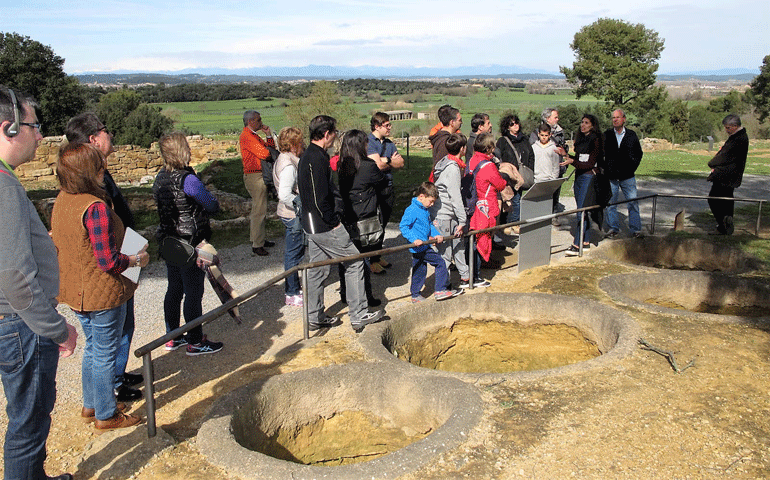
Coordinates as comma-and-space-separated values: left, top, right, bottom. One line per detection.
74, 65, 759, 86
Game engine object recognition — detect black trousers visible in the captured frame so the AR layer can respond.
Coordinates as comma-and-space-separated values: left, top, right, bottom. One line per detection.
708, 182, 734, 228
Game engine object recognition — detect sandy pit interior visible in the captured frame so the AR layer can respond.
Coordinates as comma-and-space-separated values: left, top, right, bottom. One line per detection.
393, 318, 601, 373
236, 409, 431, 466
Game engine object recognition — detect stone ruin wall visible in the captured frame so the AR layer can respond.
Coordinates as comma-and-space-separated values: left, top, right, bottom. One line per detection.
16, 135, 240, 183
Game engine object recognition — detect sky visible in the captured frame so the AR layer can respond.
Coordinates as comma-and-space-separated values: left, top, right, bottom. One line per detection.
4, 0, 768, 75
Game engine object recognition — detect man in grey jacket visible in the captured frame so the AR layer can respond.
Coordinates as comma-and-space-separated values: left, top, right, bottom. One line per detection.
0, 86, 77, 480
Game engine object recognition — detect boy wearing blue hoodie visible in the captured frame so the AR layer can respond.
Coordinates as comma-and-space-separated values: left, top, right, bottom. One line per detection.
400, 182, 463, 302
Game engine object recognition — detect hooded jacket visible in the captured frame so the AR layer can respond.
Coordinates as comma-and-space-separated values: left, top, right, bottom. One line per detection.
430, 154, 467, 224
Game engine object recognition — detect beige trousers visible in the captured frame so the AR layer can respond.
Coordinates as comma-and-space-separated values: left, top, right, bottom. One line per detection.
244, 172, 266, 248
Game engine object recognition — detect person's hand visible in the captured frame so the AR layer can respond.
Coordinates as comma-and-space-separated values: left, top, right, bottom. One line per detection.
560, 157, 574, 167
556, 146, 567, 157
454, 225, 464, 237
135, 244, 150, 268
58, 323, 78, 358
413, 239, 423, 247
261, 124, 272, 135
390, 152, 405, 168
434, 235, 444, 244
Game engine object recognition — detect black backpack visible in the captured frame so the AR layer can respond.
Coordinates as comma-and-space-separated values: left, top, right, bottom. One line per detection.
460, 159, 491, 218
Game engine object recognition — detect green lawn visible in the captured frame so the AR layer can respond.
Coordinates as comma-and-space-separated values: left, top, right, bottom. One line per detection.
156, 88, 603, 137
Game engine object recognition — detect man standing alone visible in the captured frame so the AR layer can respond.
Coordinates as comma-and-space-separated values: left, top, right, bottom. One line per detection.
240, 110, 276, 256
1, 86, 77, 480
603, 109, 644, 238
707, 114, 748, 235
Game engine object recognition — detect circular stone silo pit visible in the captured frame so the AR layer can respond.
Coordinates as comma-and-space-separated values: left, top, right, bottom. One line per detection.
359, 292, 641, 383
595, 236, 761, 272
600, 271, 770, 323
197, 362, 483, 480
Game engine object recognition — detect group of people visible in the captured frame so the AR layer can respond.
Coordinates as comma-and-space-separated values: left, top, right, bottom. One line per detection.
0, 81, 750, 479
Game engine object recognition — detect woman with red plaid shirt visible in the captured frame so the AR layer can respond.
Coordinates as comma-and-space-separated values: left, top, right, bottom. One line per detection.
51, 143, 148, 432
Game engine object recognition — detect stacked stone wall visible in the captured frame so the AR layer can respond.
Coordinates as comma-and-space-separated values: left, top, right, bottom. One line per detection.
17, 135, 239, 183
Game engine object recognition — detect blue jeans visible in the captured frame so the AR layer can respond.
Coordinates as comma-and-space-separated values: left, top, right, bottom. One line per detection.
0, 314, 59, 480
410, 247, 450, 297
606, 177, 641, 234
114, 296, 134, 388
280, 216, 305, 296
573, 173, 594, 246
506, 190, 522, 224
164, 262, 205, 345
75, 303, 126, 421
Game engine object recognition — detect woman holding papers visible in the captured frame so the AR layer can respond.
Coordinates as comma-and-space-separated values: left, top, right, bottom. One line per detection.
51, 143, 147, 431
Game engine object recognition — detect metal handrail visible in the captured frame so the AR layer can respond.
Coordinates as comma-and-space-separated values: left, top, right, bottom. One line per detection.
134, 192, 765, 436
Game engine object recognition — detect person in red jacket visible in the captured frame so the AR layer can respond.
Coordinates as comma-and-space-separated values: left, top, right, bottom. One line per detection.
468, 133, 507, 281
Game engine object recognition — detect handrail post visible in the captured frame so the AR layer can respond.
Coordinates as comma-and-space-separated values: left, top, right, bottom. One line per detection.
651, 195, 657, 235
578, 211, 584, 257
468, 234, 475, 290
142, 353, 156, 437
301, 267, 309, 340
757, 200, 763, 237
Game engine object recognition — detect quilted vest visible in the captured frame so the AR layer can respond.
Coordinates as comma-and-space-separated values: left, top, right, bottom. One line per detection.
153, 168, 211, 245
51, 192, 136, 311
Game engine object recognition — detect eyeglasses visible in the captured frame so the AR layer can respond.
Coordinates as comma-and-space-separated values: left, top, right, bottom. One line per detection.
20, 122, 42, 134
381, 123, 392, 128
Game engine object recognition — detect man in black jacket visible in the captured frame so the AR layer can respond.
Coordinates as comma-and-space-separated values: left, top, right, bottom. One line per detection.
707, 114, 748, 235
603, 109, 644, 238
297, 115, 384, 332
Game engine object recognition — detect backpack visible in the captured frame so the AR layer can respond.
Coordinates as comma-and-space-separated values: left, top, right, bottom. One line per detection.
461, 159, 491, 218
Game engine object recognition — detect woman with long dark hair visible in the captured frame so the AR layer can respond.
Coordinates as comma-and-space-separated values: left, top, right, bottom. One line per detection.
337, 130, 387, 307
496, 113, 535, 233
560, 114, 604, 255
51, 143, 146, 431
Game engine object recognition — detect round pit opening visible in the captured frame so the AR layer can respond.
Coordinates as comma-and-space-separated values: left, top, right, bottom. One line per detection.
600, 271, 770, 323
197, 362, 483, 480
595, 236, 761, 272
359, 293, 641, 383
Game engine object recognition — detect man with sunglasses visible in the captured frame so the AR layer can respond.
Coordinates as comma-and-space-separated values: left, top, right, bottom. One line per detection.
1, 85, 78, 480
65, 112, 144, 403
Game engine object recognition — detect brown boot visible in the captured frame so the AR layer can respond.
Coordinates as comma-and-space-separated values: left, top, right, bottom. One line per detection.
94, 411, 142, 431
81, 402, 127, 423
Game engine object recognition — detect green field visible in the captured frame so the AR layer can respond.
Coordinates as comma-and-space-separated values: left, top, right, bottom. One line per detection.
156, 88, 603, 137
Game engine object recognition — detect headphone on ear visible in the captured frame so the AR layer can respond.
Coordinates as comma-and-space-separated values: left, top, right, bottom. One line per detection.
4, 88, 21, 138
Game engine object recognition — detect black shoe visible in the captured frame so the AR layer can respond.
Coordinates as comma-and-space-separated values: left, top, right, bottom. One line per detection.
724, 216, 734, 235
115, 385, 143, 402
604, 230, 619, 239
47, 474, 73, 480
121, 372, 143, 386
308, 316, 342, 331
492, 241, 506, 251
264, 240, 276, 247
351, 310, 385, 333
367, 297, 382, 307
252, 247, 268, 256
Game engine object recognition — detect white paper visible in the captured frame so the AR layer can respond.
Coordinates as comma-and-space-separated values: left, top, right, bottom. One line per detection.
120, 227, 148, 284
578, 153, 590, 163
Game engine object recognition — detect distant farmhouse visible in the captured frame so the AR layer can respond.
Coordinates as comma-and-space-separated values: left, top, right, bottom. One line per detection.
384, 110, 414, 121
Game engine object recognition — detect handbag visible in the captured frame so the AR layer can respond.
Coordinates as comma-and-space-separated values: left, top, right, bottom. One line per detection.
159, 236, 197, 267
353, 213, 384, 247
503, 137, 535, 189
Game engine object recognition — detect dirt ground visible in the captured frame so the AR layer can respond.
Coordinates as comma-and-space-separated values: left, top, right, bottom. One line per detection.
11, 247, 766, 480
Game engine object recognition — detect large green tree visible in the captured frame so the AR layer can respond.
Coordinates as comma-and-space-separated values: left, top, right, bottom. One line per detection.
748, 54, 770, 122
560, 18, 664, 106
0, 32, 86, 135
95, 89, 172, 148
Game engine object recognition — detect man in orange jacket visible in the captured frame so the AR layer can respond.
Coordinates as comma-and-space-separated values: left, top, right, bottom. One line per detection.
240, 110, 277, 256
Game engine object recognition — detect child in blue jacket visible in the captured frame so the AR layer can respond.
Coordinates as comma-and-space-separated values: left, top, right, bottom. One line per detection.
399, 182, 463, 302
